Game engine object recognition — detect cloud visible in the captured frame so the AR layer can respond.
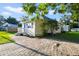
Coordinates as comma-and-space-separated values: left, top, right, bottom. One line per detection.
1, 11, 12, 16
4, 6, 24, 14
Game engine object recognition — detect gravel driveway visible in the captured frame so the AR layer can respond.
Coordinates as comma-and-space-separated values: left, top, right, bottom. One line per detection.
0, 36, 79, 56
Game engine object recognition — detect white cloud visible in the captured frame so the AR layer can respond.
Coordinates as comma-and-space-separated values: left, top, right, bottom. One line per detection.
4, 6, 24, 14
1, 11, 12, 16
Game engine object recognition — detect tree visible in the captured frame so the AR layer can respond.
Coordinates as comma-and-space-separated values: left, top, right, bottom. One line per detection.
22, 3, 79, 33
22, 3, 64, 34
0, 15, 6, 26
6, 16, 19, 24
22, 3, 36, 15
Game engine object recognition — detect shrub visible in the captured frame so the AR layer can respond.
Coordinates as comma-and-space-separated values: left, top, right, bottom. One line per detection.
18, 24, 22, 27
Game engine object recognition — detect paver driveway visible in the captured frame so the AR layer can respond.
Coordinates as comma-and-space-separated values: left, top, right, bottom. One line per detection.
0, 36, 79, 56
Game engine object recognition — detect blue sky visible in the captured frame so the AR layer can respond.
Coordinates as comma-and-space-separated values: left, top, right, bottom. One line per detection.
0, 3, 71, 21
0, 3, 26, 21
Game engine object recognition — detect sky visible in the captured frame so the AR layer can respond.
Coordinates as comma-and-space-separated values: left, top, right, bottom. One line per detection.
0, 3, 71, 22
0, 3, 26, 21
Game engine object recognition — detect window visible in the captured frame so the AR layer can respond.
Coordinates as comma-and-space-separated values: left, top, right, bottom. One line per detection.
27, 23, 33, 28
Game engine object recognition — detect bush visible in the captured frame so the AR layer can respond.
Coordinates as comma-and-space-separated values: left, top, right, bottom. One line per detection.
18, 24, 22, 27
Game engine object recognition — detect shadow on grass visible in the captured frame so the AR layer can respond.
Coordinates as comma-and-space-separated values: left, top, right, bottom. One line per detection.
1, 36, 15, 43
43, 32, 79, 44
8, 32, 16, 34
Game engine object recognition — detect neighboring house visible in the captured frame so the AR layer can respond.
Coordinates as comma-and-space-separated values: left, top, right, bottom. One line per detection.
0, 26, 5, 31
2, 23, 18, 32
71, 22, 79, 32
71, 28, 79, 32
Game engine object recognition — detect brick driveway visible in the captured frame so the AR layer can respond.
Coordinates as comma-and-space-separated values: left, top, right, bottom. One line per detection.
0, 36, 79, 56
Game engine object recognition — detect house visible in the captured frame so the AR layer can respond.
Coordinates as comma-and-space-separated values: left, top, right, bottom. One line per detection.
0, 26, 5, 31
71, 22, 79, 32
18, 16, 68, 36
2, 23, 18, 32
17, 16, 62, 37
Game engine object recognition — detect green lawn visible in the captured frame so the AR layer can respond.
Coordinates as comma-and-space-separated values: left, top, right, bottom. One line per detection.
0, 31, 79, 44
51, 32, 79, 43
0, 31, 15, 44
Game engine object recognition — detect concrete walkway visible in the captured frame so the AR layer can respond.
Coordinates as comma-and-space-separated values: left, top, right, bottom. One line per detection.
0, 36, 79, 56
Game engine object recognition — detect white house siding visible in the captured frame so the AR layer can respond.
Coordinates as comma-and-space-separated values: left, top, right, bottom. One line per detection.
24, 22, 35, 36
18, 23, 26, 33
63, 25, 69, 32
21, 23, 26, 33
22, 20, 44, 37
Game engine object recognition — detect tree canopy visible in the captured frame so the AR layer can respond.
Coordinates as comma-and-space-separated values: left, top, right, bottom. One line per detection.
6, 16, 19, 24
22, 3, 79, 21
22, 3, 79, 30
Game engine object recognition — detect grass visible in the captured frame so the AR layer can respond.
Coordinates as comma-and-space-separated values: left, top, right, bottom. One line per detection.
0, 31, 79, 44
51, 32, 79, 43
0, 31, 15, 44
